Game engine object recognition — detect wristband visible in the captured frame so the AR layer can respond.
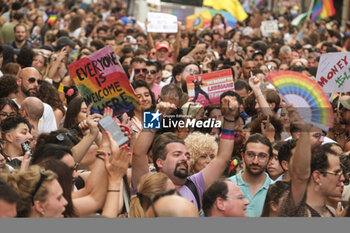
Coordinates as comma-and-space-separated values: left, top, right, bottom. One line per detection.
107, 190, 120, 192
221, 129, 235, 140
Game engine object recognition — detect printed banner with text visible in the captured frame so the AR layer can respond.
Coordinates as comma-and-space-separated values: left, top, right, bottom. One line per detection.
315, 52, 350, 93
68, 45, 138, 116
186, 69, 234, 106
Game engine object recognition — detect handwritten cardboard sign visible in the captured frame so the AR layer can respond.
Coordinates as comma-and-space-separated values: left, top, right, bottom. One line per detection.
260, 20, 279, 36
315, 52, 350, 93
147, 12, 178, 33
186, 69, 234, 106
68, 45, 138, 116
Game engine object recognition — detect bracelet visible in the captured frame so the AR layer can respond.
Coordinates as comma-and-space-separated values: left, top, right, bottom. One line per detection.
224, 117, 236, 123
96, 150, 110, 156
221, 129, 235, 140
107, 190, 120, 192
255, 93, 263, 98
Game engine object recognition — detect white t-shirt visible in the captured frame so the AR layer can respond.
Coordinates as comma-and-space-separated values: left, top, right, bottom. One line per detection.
38, 103, 58, 133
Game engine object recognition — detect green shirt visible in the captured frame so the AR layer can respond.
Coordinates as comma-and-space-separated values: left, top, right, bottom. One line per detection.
228, 170, 272, 217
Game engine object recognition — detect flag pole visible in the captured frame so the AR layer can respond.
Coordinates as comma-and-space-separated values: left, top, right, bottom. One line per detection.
307, 0, 315, 19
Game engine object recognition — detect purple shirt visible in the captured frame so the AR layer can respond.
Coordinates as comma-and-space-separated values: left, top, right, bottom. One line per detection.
131, 171, 206, 210
177, 171, 206, 210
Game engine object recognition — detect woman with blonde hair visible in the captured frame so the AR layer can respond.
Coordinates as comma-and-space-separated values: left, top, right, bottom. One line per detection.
184, 132, 218, 174
129, 173, 175, 218
1, 165, 67, 217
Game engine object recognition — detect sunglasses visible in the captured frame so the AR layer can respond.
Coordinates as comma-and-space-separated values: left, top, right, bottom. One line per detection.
185, 67, 199, 75
146, 70, 157, 75
28, 77, 42, 84
31, 172, 48, 205
134, 68, 148, 74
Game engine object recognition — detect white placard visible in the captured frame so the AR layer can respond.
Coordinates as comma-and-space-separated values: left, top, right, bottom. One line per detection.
147, 12, 178, 33
260, 20, 279, 35
315, 52, 350, 93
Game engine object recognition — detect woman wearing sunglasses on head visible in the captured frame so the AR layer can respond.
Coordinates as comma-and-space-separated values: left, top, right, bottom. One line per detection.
0, 165, 68, 218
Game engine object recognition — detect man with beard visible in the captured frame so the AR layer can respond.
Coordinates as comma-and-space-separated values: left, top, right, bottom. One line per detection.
173, 63, 200, 93
14, 67, 57, 133
228, 133, 273, 217
133, 91, 240, 210
155, 42, 170, 65
128, 58, 147, 82
8, 23, 32, 54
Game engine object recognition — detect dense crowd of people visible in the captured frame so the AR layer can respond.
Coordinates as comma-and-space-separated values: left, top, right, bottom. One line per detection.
0, 0, 350, 218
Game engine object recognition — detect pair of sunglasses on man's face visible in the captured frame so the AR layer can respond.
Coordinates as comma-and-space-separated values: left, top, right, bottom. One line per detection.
27, 77, 42, 84
134, 68, 157, 75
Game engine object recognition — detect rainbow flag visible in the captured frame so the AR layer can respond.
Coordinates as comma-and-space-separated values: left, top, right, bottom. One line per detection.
186, 9, 212, 30
311, 0, 335, 22
320, 0, 336, 18
46, 11, 57, 24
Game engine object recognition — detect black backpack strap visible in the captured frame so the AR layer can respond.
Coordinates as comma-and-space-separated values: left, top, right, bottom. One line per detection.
184, 179, 201, 210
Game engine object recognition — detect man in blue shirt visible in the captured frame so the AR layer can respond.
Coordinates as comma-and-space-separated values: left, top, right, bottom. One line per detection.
228, 133, 272, 217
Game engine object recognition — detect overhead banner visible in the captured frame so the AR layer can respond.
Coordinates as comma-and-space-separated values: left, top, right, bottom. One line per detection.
315, 52, 350, 93
186, 69, 234, 106
68, 45, 138, 116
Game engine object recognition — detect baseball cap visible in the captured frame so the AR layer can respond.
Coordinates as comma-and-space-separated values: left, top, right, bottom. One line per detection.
156, 42, 170, 51
56, 36, 76, 50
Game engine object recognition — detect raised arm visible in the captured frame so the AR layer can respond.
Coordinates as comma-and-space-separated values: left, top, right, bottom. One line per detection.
201, 95, 239, 187
288, 105, 311, 207
72, 130, 116, 216
71, 119, 99, 164
249, 73, 274, 116
132, 102, 177, 188
102, 143, 130, 218
171, 22, 182, 64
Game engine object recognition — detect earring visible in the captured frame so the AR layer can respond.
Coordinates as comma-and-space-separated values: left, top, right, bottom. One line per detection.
40, 211, 45, 217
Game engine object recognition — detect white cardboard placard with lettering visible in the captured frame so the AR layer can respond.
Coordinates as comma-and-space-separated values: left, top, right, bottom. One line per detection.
260, 20, 279, 35
147, 12, 178, 33
315, 52, 350, 93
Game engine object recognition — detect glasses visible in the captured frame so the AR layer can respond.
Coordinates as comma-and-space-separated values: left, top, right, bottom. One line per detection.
134, 68, 148, 74
146, 70, 157, 75
185, 67, 199, 75
267, 65, 277, 70
226, 195, 246, 200
0, 112, 17, 118
31, 172, 48, 205
28, 77, 42, 84
150, 189, 178, 217
245, 151, 269, 162
321, 170, 344, 181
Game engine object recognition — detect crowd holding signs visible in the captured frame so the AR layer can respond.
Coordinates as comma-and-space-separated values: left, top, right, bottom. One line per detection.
1, 0, 350, 221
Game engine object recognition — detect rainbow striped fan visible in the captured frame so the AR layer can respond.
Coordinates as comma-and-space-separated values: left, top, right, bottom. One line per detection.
266, 71, 334, 131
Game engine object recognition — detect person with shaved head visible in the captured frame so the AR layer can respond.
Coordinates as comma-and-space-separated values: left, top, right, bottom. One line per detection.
14, 67, 57, 133
20, 96, 44, 140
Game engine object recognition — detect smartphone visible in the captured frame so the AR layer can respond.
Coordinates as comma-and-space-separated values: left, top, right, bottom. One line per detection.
21, 141, 32, 155
98, 116, 129, 146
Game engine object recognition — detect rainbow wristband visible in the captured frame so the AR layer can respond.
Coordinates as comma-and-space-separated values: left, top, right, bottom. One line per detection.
221, 129, 235, 140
